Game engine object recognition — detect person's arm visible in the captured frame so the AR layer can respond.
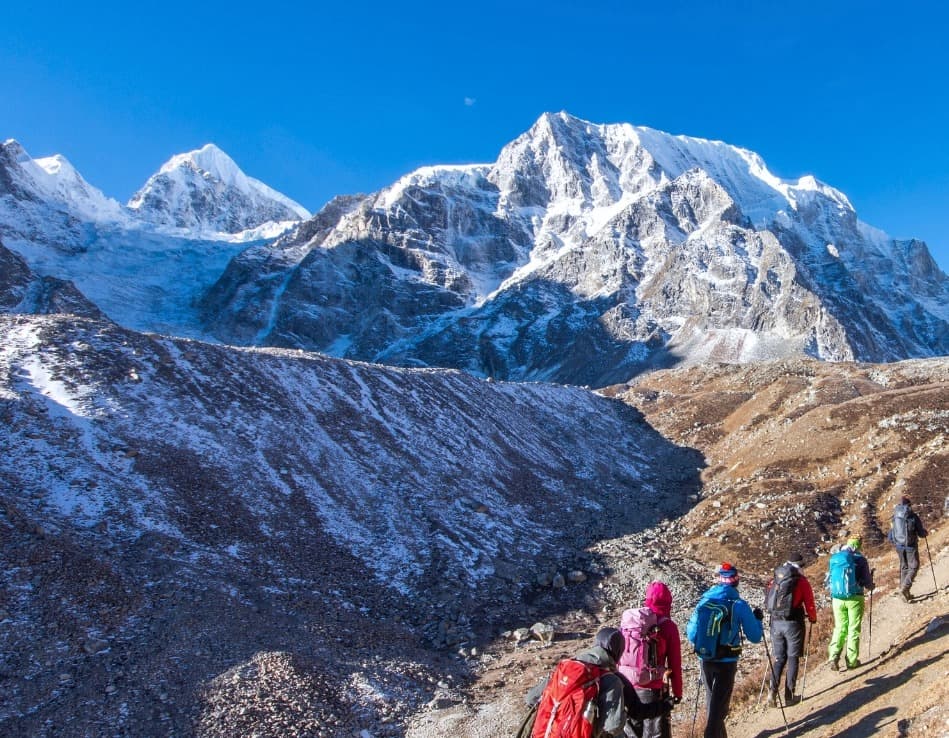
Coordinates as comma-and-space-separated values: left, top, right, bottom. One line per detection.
736, 600, 763, 643
664, 622, 683, 699
525, 676, 548, 706
599, 673, 627, 737
685, 604, 699, 647
914, 513, 928, 538
797, 577, 817, 622
856, 555, 874, 590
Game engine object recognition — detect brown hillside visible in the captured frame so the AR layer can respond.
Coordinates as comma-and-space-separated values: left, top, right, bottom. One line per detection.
409, 358, 948, 738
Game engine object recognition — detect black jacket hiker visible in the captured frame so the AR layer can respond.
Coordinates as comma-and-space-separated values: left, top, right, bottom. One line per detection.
888, 497, 928, 599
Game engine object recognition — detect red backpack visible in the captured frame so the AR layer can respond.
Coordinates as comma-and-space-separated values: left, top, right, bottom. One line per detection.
531, 659, 608, 738
618, 606, 666, 686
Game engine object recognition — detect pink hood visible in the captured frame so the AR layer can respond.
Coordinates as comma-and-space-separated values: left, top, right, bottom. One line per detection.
644, 581, 672, 617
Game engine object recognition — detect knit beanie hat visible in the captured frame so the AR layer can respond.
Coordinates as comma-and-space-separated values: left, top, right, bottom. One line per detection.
788, 553, 804, 568
717, 562, 739, 585
595, 627, 626, 663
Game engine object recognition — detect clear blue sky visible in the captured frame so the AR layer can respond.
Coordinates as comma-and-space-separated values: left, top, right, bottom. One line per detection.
4, 1, 948, 271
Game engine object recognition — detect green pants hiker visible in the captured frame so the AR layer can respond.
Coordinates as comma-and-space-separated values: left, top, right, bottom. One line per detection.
828, 596, 864, 669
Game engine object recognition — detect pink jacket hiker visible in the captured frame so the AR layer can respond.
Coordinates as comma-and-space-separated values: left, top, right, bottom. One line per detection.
620, 581, 683, 699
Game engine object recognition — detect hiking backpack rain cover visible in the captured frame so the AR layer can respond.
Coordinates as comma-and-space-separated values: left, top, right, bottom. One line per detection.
765, 564, 800, 620
828, 550, 861, 598
619, 606, 665, 686
891, 505, 914, 546
531, 659, 606, 738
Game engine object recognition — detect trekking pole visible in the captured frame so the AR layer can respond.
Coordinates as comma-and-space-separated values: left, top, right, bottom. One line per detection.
867, 569, 875, 661
757, 615, 772, 707
690, 661, 702, 738
925, 537, 939, 593
761, 629, 789, 736
799, 623, 813, 703
757, 661, 769, 706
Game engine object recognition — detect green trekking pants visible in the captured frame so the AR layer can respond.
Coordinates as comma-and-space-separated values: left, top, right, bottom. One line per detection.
829, 596, 864, 666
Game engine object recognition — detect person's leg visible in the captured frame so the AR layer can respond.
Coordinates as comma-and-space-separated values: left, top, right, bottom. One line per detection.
702, 660, 737, 738
634, 687, 662, 738
828, 598, 848, 668
784, 622, 805, 699
898, 548, 911, 593
769, 624, 788, 697
905, 547, 920, 591
845, 597, 865, 667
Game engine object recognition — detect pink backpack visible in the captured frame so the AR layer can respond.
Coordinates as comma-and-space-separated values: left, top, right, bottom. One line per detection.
618, 607, 665, 686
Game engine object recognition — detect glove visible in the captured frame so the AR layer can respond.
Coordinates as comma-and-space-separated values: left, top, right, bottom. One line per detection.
661, 696, 676, 714
753, 607, 764, 621
673, 696, 682, 704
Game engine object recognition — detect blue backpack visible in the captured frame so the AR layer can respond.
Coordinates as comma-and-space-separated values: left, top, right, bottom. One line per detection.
691, 597, 740, 660
828, 550, 861, 597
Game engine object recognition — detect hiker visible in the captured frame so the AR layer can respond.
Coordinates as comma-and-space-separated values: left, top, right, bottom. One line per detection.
524, 627, 674, 738
826, 537, 874, 671
618, 581, 683, 738
887, 495, 928, 601
764, 553, 817, 707
686, 563, 763, 738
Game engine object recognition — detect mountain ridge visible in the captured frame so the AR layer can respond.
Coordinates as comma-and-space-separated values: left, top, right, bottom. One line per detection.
201, 112, 949, 385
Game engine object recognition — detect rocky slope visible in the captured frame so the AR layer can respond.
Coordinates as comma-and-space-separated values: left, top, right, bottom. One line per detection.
0, 241, 698, 737
202, 112, 949, 385
403, 358, 948, 737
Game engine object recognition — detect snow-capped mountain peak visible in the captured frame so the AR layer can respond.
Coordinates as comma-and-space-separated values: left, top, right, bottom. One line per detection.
128, 143, 310, 233
0, 140, 126, 223
158, 143, 249, 189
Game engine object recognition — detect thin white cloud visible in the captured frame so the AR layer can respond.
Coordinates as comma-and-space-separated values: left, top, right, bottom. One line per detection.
464, 97, 476, 107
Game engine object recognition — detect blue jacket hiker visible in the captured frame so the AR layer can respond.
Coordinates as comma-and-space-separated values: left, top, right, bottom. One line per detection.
687, 563, 763, 738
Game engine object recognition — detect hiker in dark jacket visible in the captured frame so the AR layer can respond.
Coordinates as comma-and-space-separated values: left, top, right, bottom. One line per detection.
887, 496, 928, 601
686, 563, 763, 738
525, 628, 673, 738
827, 537, 874, 671
765, 553, 817, 707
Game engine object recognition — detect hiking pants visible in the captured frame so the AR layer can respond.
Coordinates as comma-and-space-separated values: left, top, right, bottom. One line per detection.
898, 547, 920, 591
633, 687, 671, 738
700, 659, 737, 738
769, 619, 805, 695
829, 596, 864, 667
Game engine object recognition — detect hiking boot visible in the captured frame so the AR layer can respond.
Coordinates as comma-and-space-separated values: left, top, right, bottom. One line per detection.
900, 587, 912, 602
767, 690, 778, 707
846, 659, 862, 670
784, 689, 801, 706
829, 654, 841, 671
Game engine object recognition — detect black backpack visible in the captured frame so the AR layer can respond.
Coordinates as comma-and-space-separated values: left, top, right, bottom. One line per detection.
765, 564, 800, 620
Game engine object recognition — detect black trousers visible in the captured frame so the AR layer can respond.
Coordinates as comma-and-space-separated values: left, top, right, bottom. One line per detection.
769, 619, 805, 695
898, 547, 920, 591
632, 687, 671, 738
700, 660, 737, 738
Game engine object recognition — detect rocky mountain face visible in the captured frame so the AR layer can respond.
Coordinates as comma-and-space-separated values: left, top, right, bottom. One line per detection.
0, 140, 309, 335
0, 240, 698, 736
127, 144, 310, 233
202, 112, 949, 386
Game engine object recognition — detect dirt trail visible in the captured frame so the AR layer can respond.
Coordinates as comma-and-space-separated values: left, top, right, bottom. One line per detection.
724, 526, 949, 738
